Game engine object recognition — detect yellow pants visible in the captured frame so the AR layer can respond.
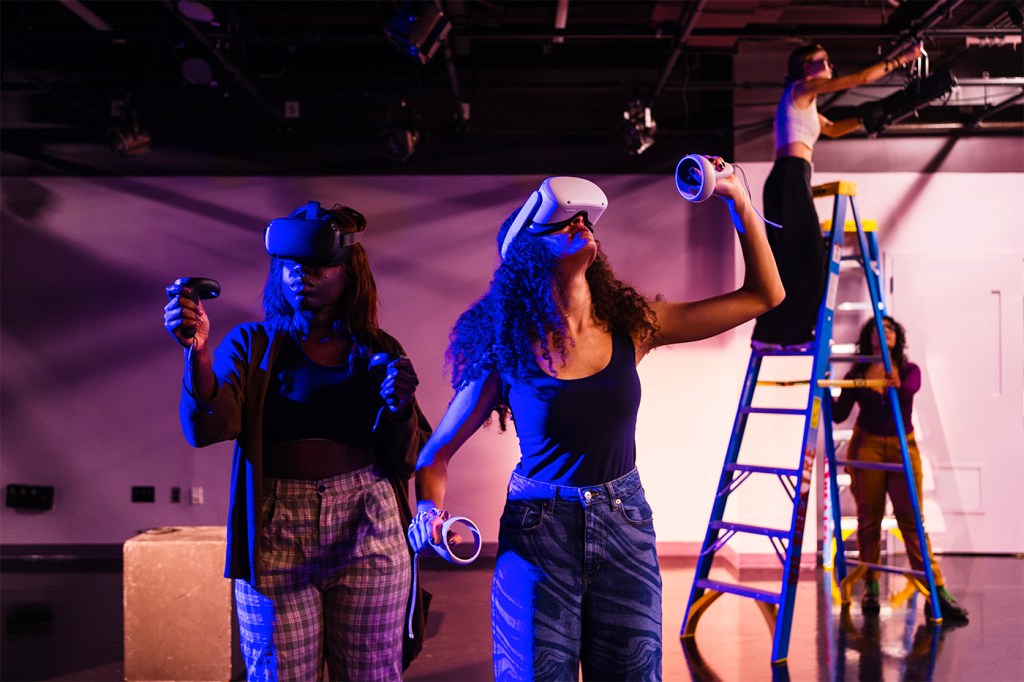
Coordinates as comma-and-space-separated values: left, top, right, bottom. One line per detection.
847, 428, 945, 586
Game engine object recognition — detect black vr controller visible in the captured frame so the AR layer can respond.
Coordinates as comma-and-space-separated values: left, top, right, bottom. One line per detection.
166, 277, 221, 339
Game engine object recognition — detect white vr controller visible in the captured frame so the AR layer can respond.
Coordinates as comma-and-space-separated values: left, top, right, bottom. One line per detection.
429, 515, 482, 565
675, 154, 734, 203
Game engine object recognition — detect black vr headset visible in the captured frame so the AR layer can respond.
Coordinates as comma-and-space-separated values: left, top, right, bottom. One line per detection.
264, 201, 364, 266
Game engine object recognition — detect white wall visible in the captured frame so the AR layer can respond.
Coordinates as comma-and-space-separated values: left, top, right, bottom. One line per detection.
2, 169, 1022, 555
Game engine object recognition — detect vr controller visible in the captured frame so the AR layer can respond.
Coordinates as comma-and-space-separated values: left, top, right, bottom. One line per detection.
675, 154, 734, 203
428, 515, 482, 565
166, 277, 221, 339
265, 201, 362, 266
369, 352, 405, 432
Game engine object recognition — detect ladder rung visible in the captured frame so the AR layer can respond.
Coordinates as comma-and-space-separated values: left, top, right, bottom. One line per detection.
711, 520, 789, 539
829, 353, 883, 363
726, 463, 801, 477
844, 559, 927, 579
696, 578, 781, 604
818, 378, 888, 389
835, 459, 905, 473
837, 302, 872, 312
751, 344, 815, 357
742, 407, 807, 416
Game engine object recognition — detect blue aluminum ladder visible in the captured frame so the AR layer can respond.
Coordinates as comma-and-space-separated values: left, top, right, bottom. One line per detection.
680, 181, 942, 666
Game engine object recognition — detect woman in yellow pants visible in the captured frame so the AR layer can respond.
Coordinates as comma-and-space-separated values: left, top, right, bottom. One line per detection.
831, 316, 968, 622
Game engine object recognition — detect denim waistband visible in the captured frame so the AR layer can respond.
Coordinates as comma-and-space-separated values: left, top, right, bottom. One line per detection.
506, 467, 643, 507
263, 464, 378, 499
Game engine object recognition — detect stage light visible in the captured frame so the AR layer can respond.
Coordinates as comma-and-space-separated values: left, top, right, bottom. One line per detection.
181, 57, 215, 86
384, 2, 451, 65
107, 103, 150, 156
382, 100, 420, 162
382, 127, 420, 162
858, 69, 957, 136
618, 100, 656, 156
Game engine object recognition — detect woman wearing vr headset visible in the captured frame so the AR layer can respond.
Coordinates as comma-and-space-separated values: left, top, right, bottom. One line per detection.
164, 202, 431, 681
408, 166, 784, 681
752, 41, 922, 347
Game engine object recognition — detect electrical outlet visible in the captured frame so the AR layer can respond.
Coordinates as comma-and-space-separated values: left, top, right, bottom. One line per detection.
190, 486, 204, 505
131, 486, 155, 503
6, 484, 55, 510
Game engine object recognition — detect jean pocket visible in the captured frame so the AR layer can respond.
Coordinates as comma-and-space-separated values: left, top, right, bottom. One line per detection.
616, 489, 654, 526
499, 500, 546, 533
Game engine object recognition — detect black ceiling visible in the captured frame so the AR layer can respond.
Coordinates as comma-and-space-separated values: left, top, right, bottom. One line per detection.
2, 0, 1022, 175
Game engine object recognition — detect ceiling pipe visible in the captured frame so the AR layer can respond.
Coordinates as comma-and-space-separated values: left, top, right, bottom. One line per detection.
645, 0, 708, 109
160, 0, 288, 126
435, 1, 470, 130
969, 87, 1024, 128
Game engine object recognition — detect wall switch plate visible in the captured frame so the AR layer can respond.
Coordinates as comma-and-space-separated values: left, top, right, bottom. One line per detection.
131, 486, 156, 503
5, 484, 55, 510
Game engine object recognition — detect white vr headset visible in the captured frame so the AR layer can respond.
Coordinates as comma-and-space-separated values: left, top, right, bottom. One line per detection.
500, 177, 608, 259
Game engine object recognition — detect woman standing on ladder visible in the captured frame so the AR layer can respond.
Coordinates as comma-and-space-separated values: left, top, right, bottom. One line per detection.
752, 41, 923, 347
831, 316, 968, 623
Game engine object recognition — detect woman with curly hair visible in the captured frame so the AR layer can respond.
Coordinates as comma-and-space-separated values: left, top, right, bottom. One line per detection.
409, 163, 783, 681
831, 315, 968, 623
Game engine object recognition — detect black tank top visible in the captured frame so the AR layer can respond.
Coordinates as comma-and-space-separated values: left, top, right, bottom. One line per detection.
262, 335, 381, 449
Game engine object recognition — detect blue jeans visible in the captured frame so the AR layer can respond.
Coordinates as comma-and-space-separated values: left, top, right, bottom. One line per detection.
492, 468, 662, 681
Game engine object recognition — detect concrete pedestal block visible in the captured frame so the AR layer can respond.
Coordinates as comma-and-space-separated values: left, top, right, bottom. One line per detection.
123, 526, 242, 681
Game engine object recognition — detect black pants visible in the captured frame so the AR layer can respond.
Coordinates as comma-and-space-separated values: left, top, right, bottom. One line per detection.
752, 156, 828, 345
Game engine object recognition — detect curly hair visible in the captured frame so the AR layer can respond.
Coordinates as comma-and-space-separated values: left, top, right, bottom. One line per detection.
262, 203, 396, 367
447, 207, 658, 430
849, 315, 908, 378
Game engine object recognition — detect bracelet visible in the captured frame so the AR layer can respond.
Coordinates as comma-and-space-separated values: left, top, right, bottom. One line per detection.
409, 507, 449, 531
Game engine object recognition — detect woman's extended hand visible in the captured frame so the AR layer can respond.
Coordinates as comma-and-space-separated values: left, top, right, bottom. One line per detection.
380, 356, 419, 413
163, 282, 210, 348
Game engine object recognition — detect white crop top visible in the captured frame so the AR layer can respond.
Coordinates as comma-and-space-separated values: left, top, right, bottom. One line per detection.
775, 81, 821, 150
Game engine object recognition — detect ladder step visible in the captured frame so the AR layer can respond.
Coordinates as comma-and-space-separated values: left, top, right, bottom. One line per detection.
741, 407, 807, 416
726, 463, 801, 477
837, 302, 872, 312
845, 559, 927, 579
696, 578, 781, 604
829, 353, 883, 363
835, 459, 905, 473
750, 344, 814, 357
710, 520, 789, 539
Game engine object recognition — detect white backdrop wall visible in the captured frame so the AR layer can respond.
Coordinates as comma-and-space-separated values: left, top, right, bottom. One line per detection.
2, 169, 1022, 555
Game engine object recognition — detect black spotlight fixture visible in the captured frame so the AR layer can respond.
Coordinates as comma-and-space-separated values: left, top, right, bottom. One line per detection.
858, 69, 957, 136
107, 98, 150, 157
382, 100, 421, 162
618, 100, 656, 156
384, 1, 451, 65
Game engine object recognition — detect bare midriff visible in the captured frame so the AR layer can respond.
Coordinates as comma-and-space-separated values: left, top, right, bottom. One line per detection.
263, 439, 374, 480
776, 141, 814, 163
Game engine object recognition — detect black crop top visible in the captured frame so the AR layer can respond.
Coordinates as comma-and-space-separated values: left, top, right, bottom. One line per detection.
262, 335, 382, 449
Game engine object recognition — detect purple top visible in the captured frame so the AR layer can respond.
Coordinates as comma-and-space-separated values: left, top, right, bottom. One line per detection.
831, 362, 921, 436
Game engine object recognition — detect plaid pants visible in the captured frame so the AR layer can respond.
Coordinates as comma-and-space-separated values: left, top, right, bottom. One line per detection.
235, 466, 411, 681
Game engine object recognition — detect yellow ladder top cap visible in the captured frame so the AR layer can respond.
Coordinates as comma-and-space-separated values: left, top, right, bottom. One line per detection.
821, 218, 878, 233
813, 180, 858, 197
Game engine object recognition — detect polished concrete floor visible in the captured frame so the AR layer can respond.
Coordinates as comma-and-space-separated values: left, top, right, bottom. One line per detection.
1, 553, 1021, 681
